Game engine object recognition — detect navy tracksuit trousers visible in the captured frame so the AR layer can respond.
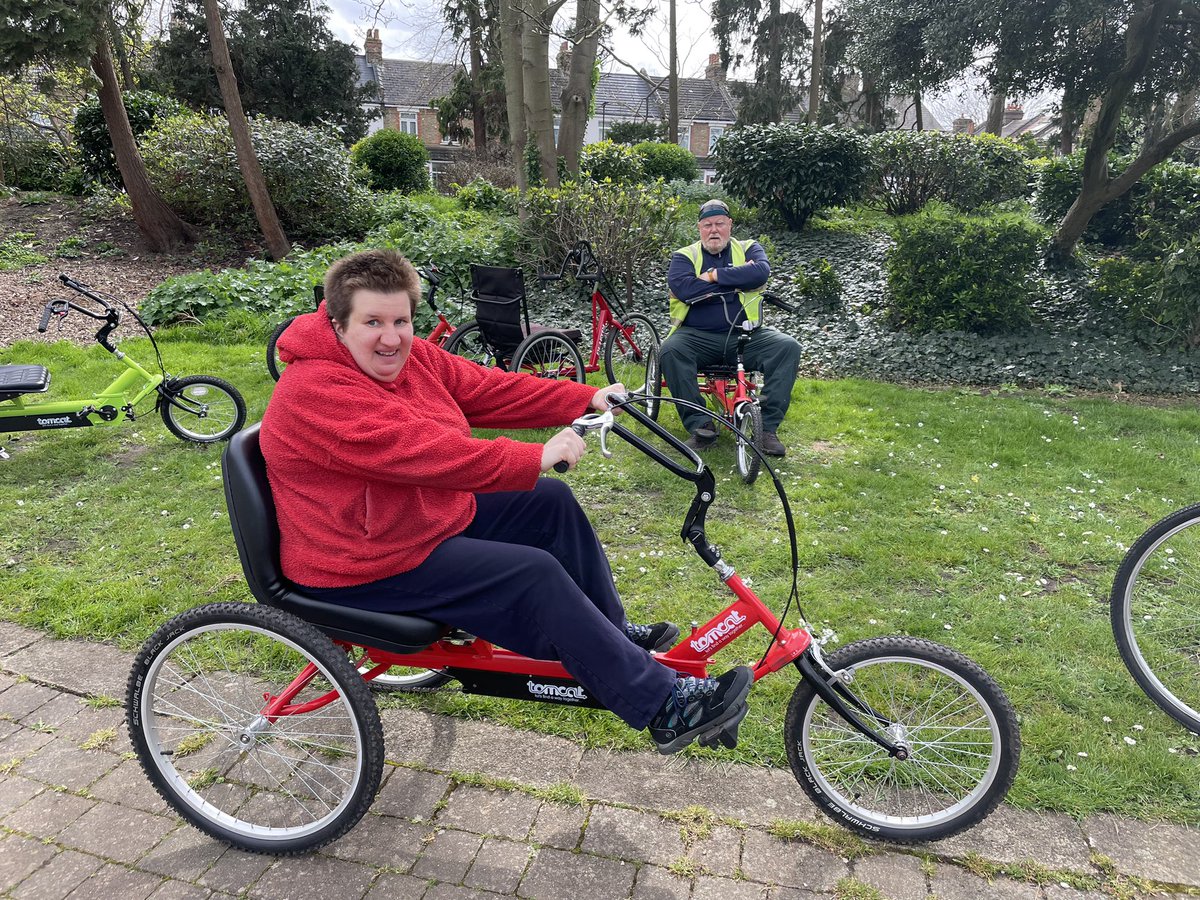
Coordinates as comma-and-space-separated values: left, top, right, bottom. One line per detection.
309, 478, 677, 729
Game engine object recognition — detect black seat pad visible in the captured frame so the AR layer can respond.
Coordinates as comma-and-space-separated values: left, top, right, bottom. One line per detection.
222, 424, 448, 655
699, 365, 738, 378
0, 365, 50, 402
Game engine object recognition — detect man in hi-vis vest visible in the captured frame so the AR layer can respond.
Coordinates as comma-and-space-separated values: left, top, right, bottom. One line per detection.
660, 199, 801, 456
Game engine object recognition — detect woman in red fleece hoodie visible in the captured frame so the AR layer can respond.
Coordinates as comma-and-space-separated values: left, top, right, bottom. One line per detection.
260, 249, 752, 754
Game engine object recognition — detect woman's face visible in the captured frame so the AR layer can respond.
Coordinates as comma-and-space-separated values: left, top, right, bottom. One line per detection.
333, 289, 414, 382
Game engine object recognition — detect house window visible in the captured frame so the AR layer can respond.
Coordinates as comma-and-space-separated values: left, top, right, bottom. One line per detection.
677, 126, 690, 152
708, 125, 725, 154
399, 111, 418, 135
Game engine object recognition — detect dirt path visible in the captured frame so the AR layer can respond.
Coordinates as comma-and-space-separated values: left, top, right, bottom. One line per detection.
0, 194, 235, 349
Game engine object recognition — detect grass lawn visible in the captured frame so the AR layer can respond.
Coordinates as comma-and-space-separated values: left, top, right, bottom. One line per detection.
2, 333, 1199, 824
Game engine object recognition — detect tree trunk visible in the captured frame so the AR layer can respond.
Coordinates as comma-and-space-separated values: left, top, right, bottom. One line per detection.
202, 0, 290, 261
807, 0, 824, 124
862, 71, 883, 131
668, 0, 678, 141
558, 0, 600, 175
522, 0, 562, 188
500, 0, 528, 190
107, 11, 136, 91
766, 0, 783, 118
90, 38, 195, 252
1049, 0, 1176, 257
914, 90, 923, 131
984, 92, 1005, 135
468, 1, 488, 159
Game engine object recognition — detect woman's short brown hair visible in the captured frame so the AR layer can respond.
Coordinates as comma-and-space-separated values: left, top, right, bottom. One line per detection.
324, 249, 422, 328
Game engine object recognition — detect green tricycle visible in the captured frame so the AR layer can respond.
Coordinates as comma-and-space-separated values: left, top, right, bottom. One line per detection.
0, 273, 246, 459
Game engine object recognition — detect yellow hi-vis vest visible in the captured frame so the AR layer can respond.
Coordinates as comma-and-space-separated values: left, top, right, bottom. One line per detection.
668, 239, 764, 334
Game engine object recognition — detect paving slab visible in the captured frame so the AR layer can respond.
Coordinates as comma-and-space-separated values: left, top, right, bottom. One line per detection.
685, 824, 742, 878
9, 847, 103, 900
250, 853, 376, 900
3, 637, 130, 699
197, 848, 273, 895
574, 750, 818, 825
58, 801, 174, 864
581, 804, 687, 867
694, 875, 768, 900
851, 852, 929, 900
363, 871, 429, 900
412, 827, 484, 883
380, 707, 585, 787
322, 811, 430, 871
740, 830, 848, 892
137, 824, 228, 881
88, 760, 173, 815
931, 805, 1093, 871
0, 773, 44, 817
1083, 813, 1200, 886
519, 847, 637, 900
374, 766, 452, 822
435, 783, 542, 839
0, 622, 48, 657
463, 836, 533, 894
67, 863, 162, 900
530, 800, 588, 851
0, 833, 58, 893
3, 786, 96, 838
929, 864, 1041, 900
631, 864, 693, 900
16, 736, 120, 791
146, 880, 220, 900
0, 681, 58, 719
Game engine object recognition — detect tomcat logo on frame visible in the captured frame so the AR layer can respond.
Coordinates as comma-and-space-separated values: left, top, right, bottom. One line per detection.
690, 610, 747, 653
526, 680, 587, 702
36, 415, 74, 427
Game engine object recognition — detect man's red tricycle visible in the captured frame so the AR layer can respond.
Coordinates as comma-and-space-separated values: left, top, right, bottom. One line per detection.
126, 395, 1020, 855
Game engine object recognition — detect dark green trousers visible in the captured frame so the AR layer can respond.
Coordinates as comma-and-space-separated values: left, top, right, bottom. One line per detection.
659, 325, 802, 434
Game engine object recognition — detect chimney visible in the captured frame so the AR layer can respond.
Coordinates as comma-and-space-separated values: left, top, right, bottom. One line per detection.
1003, 104, 1024, 124
952, 116, 975, 134
364, 28, 383, 66
705, 53, 725, 82
557, 41, 571, 71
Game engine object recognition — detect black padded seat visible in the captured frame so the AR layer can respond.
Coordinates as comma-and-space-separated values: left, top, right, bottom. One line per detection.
699, 365, 739, 379
529, 323, 584, 343
0, 365, 50, 402
222, 424, 448, 655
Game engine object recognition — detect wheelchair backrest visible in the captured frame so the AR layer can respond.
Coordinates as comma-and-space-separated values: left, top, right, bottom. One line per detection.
470, 264, 529, 356
221, 423, 289, 608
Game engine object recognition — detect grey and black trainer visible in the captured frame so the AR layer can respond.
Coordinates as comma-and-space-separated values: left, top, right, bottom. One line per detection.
647, 666, 753, 754
683, 423, 719, 452
625, 621, 681, 653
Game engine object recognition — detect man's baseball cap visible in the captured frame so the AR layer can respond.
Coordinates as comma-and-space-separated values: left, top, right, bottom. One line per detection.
698, 199, 731, 221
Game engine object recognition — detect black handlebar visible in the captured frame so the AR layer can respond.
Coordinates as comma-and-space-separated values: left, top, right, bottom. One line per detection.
36, 300, 64, 333
552, 422, 590, 473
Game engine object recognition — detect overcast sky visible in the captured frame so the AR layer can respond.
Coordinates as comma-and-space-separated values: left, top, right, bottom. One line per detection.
321, 0, 1052, 125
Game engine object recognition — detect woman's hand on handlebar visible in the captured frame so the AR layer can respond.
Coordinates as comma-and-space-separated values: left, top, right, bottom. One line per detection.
589, 383, 625, 412
541, 427, 587, 473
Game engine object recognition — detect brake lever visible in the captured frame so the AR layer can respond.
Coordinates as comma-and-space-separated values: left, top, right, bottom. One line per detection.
553, 410, 616, 473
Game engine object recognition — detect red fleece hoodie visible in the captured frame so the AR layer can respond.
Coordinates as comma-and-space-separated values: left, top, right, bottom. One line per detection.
260, 304, 599, 588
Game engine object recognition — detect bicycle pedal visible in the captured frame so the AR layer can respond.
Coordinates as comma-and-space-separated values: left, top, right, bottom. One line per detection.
697, 719, 743, 750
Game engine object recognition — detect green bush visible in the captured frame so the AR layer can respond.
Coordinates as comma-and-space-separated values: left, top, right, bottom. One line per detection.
350, 129, 431, 193
886, 207, 1046, 334
713, 124, 870, 230
606, 121, 660, 145
792, 257, 843, 311
579, 140, 646, 184
519, 179, 682, 298
74, 90, 183, 185
140, 242, 357, 324
867, 131, 1030, 216
522, 141, 568, 187
454, 176, 514, 212
1151, 237, 1200, 346
368, 203, 520, 281
0, 139, 81, 193
1131, 161, 1200, 257
1034, 152, 1140, 246
634, 141, 699, 183
141, 112, 373, 242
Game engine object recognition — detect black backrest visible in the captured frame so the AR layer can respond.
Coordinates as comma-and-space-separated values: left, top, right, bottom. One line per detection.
470, 264, 528, 355
221, 424, 448, 654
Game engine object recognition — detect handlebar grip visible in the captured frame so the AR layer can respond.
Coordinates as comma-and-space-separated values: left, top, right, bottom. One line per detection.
553, 422, 591, 473
37, 302, 55, 333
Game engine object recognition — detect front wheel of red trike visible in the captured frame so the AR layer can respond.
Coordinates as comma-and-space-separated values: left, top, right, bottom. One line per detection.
785, 637, 1020, 843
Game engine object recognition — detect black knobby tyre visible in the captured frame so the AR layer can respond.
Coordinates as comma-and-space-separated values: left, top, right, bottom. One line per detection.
266, 316, 297, 382
734, 401, 764, 485
159, 375, 246, 443
1110, 503, 1200, 733
603, 313, 662, 421
511, 331, 586, 383
443, 321, 499, 368
127, 602, 385, 855
785, 637, 1020, 843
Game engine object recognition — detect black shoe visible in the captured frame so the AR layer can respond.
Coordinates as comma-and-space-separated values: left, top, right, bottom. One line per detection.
625, 621, 680, 653
762, 431, 786, 457
647, 666, 753, 754
683, 424, 719, 452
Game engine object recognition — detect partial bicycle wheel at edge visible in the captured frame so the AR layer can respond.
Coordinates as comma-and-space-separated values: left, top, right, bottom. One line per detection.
786, 637, 1020, 842
127, 602, 384, 855
159, 375, 246, 443
734, 400, 763, 485
603, 313, 661, 420
511, 331, 585, 382
1110, 503, 1200, 733
266, 316, 297, 381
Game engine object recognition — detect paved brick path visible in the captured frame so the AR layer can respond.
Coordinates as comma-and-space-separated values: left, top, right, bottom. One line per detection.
0, 620, 1196, 900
